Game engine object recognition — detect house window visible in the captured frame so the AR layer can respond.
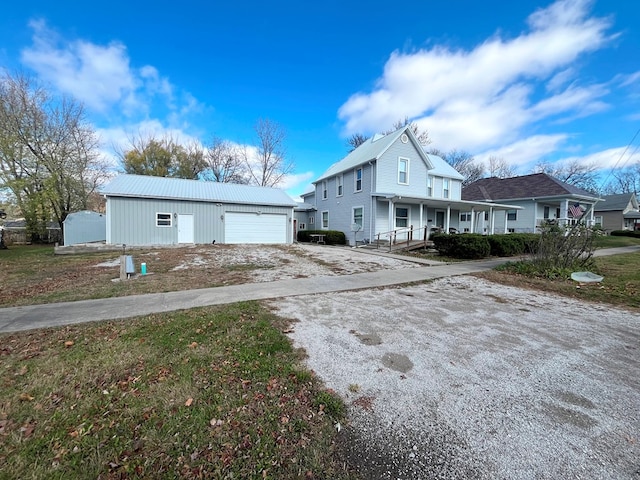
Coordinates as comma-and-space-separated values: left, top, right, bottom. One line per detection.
353, 206, 363, 228
355, 167, 363, 192
395, 207, 409, 228
336, 174, 343, 197
156, 213, 172, 227
460, 212, 471, 222
321, 211, 329, 229
507, 209, 517, 221
398, 157, 409, 184
543, 206, 550, 219
309, 216, 315, 225
427, 177, 433, 197
322, 181, 328, 200
299, 223, 306, 230
507, 228, 515, 233
484, 212, 489, 221
443, 178, 450, 199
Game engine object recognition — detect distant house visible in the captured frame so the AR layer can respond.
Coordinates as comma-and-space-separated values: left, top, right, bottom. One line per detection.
462, 173, 602, 233
2, 219, 61, 244
101, 174, 297, 246
303, 126, 516, 244
594, 193, 640, 231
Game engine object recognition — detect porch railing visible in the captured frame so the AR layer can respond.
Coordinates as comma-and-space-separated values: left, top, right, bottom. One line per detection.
374, 225, 430, 252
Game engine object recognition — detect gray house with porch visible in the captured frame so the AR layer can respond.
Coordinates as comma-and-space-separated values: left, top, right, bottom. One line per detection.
304, 126, 516, 245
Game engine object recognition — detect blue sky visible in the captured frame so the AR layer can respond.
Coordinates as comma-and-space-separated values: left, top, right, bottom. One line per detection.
1, 0, 639, 198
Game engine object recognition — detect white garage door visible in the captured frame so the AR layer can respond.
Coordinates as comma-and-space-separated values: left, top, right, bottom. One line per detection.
224, 212, 288, 244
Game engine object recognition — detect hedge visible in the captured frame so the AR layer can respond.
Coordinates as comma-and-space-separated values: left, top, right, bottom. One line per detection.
431, 233, 490, 259
610, 230, 640, 238
297, 229, 347, 245
487, 233, 539, 257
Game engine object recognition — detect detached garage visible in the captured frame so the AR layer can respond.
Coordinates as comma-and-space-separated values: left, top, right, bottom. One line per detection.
101, 174, 297, 246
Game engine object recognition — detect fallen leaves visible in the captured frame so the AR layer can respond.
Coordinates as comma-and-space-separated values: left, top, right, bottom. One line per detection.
184, 397, 193, 407
64, 341, 74, 348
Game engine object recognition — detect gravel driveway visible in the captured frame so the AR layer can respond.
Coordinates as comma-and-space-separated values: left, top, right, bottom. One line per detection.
269, 275, 640, 479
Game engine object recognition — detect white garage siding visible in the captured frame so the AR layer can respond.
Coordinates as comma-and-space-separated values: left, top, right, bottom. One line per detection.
225, 212, 288, 244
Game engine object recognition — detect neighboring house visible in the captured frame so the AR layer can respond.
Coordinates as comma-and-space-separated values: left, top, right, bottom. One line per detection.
307, 126, 516, 245
63, 211, 106, 246
2, 219, 61, 244
462, 173, 602, 233
594, 193, 640, 231
101, 174, 297, 246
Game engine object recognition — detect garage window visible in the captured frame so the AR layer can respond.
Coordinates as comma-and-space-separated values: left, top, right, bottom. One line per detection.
156, 213, 172, 227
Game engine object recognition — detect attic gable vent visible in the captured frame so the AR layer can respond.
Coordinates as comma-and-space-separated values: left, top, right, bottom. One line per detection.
400, 133, 409, 143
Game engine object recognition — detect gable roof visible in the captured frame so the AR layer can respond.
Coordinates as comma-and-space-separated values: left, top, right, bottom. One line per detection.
596, 193, 638, 211
315, 126, 433, 182
462, 173, 600, 202
101, 174, 297, 207
425, 153, 465, 181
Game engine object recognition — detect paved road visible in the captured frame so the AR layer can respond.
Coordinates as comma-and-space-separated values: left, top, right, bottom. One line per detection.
1, 246, 638, 333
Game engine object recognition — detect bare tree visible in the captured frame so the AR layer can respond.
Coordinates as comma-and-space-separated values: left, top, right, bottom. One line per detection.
430, 148, 485, 186
600, 162, 640, 195
487, 156, 516, 178
245, 118, 293, 187
202, 136, 248, 183
0, 72, 108, 242
533, 159, 599, 193
346, 117, 431, 152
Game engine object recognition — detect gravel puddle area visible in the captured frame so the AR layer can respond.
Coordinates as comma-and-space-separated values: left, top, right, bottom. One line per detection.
270, 276, 640, 479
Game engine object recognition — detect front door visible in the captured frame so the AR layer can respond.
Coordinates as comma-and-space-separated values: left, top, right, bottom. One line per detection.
395, 206, 410, 241
435, 210, 445, 230
177, 214, 194, 243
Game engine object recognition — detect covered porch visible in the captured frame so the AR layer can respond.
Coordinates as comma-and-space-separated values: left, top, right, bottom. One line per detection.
370, 194, 520, 243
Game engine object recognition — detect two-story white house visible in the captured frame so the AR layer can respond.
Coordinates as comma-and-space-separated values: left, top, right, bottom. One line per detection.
298, 126, 517, 245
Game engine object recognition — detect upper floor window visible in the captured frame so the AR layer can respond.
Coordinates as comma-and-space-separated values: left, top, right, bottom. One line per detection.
398, 157, 409, 184
336, 174, 343, 197
322, 180, 328, 200
427, 177, 433, 197
355, 167, 363, 192
443, 178, 450, 199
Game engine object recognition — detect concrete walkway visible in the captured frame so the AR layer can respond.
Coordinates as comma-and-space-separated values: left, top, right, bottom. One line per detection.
1, 245, 638, 333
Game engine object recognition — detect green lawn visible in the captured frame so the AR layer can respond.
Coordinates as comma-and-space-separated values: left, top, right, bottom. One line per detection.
0, 302, 353, 479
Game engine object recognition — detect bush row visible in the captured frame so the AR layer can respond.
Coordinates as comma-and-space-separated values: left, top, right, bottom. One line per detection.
610, 230, 640, 238
431, 233, 539, 259
297, 230, 347, 245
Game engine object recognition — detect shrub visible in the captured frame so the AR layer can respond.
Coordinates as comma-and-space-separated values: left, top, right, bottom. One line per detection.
610, 230, 640, 238
487, 233, 539, 257
296, 229, 346, 245
432, 233, 490, 259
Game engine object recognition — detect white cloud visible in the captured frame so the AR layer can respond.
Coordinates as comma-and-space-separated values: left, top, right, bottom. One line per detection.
19, 20, 200, 122
338, 0, 615, 161
475, 134, 570, 171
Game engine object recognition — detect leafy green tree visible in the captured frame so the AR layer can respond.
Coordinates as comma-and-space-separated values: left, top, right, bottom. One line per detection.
121, 135, 206, 180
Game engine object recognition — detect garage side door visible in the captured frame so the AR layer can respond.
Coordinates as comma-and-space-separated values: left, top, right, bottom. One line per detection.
225, 212, 287, 244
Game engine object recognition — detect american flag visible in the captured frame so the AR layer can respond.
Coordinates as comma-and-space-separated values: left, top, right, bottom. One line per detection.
569, 203, 583, 218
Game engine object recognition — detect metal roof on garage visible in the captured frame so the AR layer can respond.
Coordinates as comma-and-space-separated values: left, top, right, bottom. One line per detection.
101, 174, 298, 207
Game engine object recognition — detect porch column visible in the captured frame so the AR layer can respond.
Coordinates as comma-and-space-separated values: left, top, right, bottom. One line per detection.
532, 201, 538, 232
490, 207, 495, 234
563, 199, 570, 224
470, 207, 475, 233
504, 210, 508, 233
388, 199, 394, 232
446, 205, 451, 233
419, 203, 424, 230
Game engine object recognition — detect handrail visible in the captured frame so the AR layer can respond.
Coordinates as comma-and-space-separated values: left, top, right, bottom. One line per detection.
374, 225, 430, 251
